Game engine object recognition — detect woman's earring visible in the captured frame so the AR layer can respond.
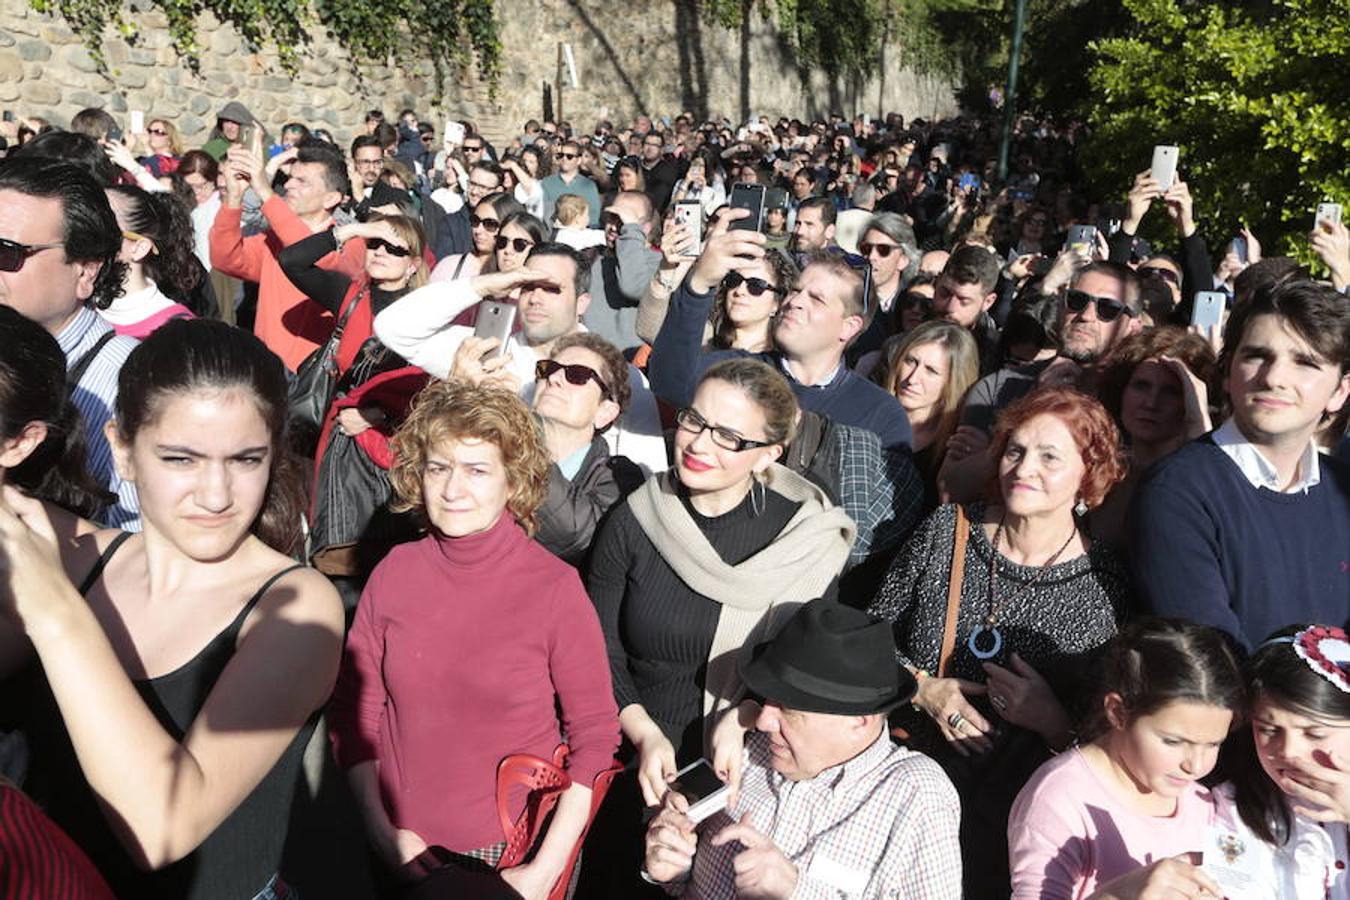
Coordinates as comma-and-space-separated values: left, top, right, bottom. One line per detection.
1074, 497, 1088, 517
750, 476, 766, 517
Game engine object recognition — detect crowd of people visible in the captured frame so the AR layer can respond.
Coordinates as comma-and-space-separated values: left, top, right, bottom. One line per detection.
0, 95, 1347, 900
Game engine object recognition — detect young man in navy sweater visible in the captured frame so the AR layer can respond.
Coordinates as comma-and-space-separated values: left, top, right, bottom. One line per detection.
648, 210, 912, 453
1131, 279, 1350, 648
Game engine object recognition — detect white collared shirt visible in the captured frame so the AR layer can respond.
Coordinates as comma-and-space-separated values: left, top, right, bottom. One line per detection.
1211, 418, 1321, 494
779, 355, 842, 389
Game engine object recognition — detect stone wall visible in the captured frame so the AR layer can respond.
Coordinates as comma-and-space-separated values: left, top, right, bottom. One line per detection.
0, 0, 957, 148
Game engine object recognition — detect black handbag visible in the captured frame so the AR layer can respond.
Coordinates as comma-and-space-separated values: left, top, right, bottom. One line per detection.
287, 285, 365, 451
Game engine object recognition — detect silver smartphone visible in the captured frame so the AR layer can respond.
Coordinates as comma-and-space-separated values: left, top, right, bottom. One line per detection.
1065, 224, 1098, 256
1315, 202, 1343, 230
674, 199, 702, 257
1150, 145, 1179, 192
669, 758, 730, 825
472, 301, 517, 358
1191, 291, 1226, 329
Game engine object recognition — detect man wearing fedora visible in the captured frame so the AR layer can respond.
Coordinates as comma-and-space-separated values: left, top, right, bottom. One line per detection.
641, 601, 962, 899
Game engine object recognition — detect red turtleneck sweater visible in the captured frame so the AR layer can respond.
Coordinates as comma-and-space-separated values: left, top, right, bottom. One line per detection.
329, 513, 619, 852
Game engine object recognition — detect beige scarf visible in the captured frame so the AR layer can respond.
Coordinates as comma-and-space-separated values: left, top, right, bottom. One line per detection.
626, 463, 855, 747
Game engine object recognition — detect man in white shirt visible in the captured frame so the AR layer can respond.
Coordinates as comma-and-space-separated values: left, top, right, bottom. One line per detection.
374, 241, 669, 474
642, 602, 962, 900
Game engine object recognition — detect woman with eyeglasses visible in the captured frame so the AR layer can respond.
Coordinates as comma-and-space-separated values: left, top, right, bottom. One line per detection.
706, 248, 795, 353
177, 151, 223, 272
580, 357, 854, 897
1001, 206, 1052, 260
428, 192, 525, 283
134, 118, 185, 178
99, 185, 204, 337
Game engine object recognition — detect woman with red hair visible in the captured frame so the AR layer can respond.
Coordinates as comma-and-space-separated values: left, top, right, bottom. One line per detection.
868, 385, 1131, 900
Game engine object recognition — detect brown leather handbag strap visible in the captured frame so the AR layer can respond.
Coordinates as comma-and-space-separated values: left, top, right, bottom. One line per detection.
936, 504, 969, 677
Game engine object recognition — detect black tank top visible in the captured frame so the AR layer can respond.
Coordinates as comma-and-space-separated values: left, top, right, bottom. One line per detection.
18, 534, 317, 899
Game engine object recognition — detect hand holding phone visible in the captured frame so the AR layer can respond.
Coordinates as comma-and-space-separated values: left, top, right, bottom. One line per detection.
727, 183, 766, 232
1150, 145, 1179, 193
674, 200, 703, 258
669, 759, 731, 825
1190, 291, 1226, 330
472, 301, 518, 359
1315, 202, 1343, 231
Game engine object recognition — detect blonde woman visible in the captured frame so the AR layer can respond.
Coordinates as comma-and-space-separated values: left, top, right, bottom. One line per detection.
879, 320, 980, 507
136, 117, 185, 177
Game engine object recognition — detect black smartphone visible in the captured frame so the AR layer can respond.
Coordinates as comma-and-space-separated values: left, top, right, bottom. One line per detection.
727, 183, 766, 232
1, 111, 13, 123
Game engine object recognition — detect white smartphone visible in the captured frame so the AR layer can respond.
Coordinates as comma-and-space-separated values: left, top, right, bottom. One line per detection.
444, 121, 466, 146
472, 300, 517, 358
129, 110, 145, 134
1191, 291, 1226, 329
674, 199, 702, 257
669, 758, 730, 825
1315, 202, 1343, 230
1150, 145, 1179, 192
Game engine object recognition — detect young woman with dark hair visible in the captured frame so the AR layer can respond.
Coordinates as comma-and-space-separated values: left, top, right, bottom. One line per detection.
0, 319, 343, 900
1008, 618, 1244, 900
100, 185, 203, 336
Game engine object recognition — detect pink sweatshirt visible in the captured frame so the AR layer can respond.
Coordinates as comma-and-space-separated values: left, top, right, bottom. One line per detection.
329, 512, 620, 852
1008, 748, 1217, 899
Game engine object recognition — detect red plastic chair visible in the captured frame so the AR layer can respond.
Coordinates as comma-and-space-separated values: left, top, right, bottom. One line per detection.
495, 744, 622, 900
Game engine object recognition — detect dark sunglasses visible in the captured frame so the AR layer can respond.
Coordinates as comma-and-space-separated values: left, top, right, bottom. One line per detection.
0, 237, 65, 273
1139, 266, 1180, 286
462, 144, 484, 152
535, 359, 610, 398
1065, 289, 1137, 322
367, 237, 411, 258
556, 152, 579, 160
469, 214, 501, 233
821, 247, 874, 316
147, 127, 169, 136
675, 407, 773, 452
858, 240, 903, 259
495, 235, 534, 253
722, 271, 786, 297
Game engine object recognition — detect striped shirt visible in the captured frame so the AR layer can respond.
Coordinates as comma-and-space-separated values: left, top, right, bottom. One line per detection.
0, 784, 114, 899
56, 307, 140, 530
679, 731, 963, 899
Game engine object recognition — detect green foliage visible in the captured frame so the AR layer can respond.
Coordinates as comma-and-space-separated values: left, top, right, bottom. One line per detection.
1084, 0, 1349, 261
29, 0, 501, 95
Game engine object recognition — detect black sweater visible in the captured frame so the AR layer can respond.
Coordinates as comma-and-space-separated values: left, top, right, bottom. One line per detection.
586, 486, 800, 763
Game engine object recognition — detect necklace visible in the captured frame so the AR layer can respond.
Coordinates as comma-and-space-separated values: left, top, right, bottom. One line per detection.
967, 513, 1078, 660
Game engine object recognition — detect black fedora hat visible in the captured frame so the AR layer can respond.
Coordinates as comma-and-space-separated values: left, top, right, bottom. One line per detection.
739, 601, 916, 716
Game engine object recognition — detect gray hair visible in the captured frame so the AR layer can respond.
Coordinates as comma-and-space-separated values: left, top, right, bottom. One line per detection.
862, 212, 919, 287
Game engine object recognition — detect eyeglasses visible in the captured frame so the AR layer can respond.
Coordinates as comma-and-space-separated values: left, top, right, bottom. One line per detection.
495, 235, 534, 253
535, 359, 610, 399
1139, 266, 1180, 286
469, 214, 501, 232
858, 240, 903, 259
354, 158, 383, 169
675, 407, 773, 452
722, 271, 785, 297
0, 237, 65, 272
819, 247, 873, 316
1065, 289, 1137, 322
367, 237, 412, 258
556, 152, 579, 160
121, 230, 159, 254
147, 127, 169, 137
421, 135, 435, 143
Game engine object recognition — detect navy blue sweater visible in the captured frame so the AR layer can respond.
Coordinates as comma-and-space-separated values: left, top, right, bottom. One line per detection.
648, 278, 913, 452
1130, 436, 1350, 650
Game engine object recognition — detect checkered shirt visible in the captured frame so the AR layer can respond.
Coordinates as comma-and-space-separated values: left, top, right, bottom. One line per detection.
677, 730, 962, 899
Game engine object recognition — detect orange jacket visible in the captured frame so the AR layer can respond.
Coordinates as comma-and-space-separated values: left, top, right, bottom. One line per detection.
209, 196, 366, 371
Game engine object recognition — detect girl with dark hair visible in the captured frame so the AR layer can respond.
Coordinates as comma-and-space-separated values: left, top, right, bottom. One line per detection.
0, 319, 343, 900
1008, 619, 1244, 899
428, 192, 526, 283
0, 306, 112, 526
1215, 625, 1350, 897
706, 246, 795, 353
100, 185, 201, 337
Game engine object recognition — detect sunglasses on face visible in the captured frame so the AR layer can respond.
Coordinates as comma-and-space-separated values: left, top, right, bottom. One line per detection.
722, 271, 785, 297
495, 235, 534, 253
367, 237, 412, 258
0, 237, 64, 272
1065, 289, 1136, 322
556, 152, 579, 160
147, 127, 169, 136
469, 214, 501, 233
675, 407, 773, 452
1139, 266, 1180, 286
463, 144, 484, 153
535, 359, 611, 398
858, 240, 902, 259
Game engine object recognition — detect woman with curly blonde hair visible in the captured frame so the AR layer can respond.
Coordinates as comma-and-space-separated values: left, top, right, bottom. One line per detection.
330, 381, 620, 896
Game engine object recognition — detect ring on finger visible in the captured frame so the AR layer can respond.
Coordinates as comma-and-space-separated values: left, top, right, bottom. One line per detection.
947, 712, 965, 730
